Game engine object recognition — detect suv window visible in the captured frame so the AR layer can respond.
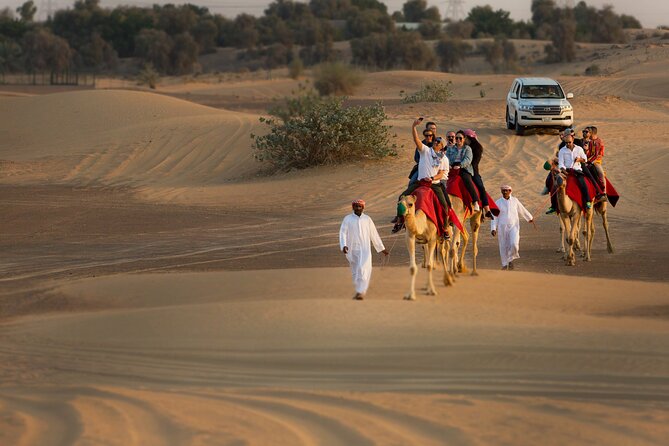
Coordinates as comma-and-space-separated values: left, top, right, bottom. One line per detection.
520, 85, 564, 99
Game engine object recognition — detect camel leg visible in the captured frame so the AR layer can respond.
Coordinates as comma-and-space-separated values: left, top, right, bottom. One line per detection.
557, 217, 566, 253
440, 239, 455, 286
449, 229, 460, 277
405, 235, 417, 301
601, 209, 614, 254
425, 239, 437, 296
458, 227, 470, 273
568, 215, 581, 266
562, 216, 575, 266
470, 215, 481, 276
582, 210, 593, 262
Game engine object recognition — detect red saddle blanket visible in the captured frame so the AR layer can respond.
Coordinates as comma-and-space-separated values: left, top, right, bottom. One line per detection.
445, 170, 501, 217
566, 174, 619, 208
413, 182, 463, 235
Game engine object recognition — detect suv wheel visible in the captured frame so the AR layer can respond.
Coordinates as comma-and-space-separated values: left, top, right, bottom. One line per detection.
514, 113, 525, 136
506, 107, 514, 130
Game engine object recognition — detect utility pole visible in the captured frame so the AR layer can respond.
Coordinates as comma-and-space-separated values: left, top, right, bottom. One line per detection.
444, 0, 466, 22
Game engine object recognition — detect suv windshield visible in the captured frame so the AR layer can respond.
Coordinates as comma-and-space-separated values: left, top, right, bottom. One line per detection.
520, 85, 564, 99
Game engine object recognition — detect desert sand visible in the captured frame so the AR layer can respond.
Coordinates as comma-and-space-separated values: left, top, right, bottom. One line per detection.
1, 40, 669, 445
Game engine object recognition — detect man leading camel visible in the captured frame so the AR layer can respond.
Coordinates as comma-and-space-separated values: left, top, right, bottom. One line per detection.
340, 199, 389, 300
491, 185, 534, 270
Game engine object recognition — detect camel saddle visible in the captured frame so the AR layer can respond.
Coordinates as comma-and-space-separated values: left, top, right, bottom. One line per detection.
565, 173, 619, 209
445, 169, 500, 217
412, 181, 463, 235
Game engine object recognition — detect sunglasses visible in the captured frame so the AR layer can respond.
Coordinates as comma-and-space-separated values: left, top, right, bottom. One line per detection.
455, 136, 464, 140
423, 133, 434, 137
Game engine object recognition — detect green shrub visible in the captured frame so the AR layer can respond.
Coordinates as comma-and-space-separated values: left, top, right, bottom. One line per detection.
137, 63, 159, 89
479, 89, 486, 98
253, 91, 396, 171
288, 57, 304, 79
313, 61, 363, 96
401, 80, 453, 103
584, 64, 600, 76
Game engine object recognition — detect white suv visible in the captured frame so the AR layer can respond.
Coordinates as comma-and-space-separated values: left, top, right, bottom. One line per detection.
506, 77, 574, 135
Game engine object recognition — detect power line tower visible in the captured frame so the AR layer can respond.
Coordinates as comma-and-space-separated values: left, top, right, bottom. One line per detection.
444, 0, 466, 22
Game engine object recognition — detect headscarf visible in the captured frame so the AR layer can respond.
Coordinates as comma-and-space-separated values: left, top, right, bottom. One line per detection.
500, 185, 512, 191
352, 199, 365, 208
463, 128, 477, 139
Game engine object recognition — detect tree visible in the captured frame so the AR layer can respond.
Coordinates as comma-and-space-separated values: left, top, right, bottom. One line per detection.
351, 31, 435, 70
479, 36, 517, 72
156, 4, 198, 35
0, 37, 23, 73
232, 14, 260, 49
170, 32, 198, 74
79, 32, 118, 69
531, 0, 556, 28
466, 5, 514, 37
620, 14, 641, 29
445, 20, 474, 39
16, 1, 37, 22
402, 0, 428, 22
435, 37, 470, 71
345, 7, 393, 38
22, 27, 72, 71
134, 28, 173, 73
545, 8, 575, 62
191, 18, 218, 53
105, 6, 156, 58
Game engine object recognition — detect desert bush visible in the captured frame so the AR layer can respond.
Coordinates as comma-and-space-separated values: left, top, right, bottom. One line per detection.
479, 89, 486, 98
584, 64, 600, 75
401, 80, 453, 103
288, 57, 303, 79
312, 61, 363, 96
137, 63, 159, 88
253, 91, 396, 171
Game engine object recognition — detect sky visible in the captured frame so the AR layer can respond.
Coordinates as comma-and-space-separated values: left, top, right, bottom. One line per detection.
1, 0, 667, 29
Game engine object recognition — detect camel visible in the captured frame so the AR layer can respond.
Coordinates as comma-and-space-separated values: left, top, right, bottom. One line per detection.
448, 195, 483, 276
398, 194, 453, 301
555, 171, 593, 265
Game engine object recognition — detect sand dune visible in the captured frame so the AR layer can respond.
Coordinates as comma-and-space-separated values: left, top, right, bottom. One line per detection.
0, 90, 262, 185
1, 43, 669, 445
1, 269, 668, 445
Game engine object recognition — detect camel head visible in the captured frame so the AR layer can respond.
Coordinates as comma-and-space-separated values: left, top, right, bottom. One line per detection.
397, 195, 416, 217
555, 170, 567, 190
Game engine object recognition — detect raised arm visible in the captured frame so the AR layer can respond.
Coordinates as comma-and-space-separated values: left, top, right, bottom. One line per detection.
412, 118, 424, 150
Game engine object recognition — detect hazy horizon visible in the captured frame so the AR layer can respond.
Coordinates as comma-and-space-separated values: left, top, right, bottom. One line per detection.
1, 0, 666, 29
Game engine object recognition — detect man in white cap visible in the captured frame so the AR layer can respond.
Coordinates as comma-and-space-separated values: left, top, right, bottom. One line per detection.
491, 185, 534, 270
340, 199, 389, 300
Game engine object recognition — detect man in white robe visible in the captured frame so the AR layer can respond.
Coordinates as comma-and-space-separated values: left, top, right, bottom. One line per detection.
491, 185, 534, 270
340, 199, 389, 300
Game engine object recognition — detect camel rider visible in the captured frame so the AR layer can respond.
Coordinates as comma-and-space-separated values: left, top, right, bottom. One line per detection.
558, 133, 592, 210
583, 126, 607, 196
407, 121, 438, 187
446, 130, 481, 212
392, 118, 451, 234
